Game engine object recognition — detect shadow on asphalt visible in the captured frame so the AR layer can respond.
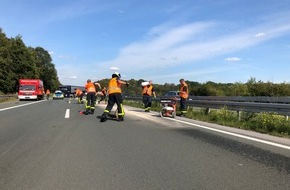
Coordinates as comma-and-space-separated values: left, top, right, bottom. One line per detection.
96, 115, 120, 122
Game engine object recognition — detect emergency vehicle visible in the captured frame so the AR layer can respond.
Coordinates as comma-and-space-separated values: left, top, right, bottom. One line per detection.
18, 79, 44, 100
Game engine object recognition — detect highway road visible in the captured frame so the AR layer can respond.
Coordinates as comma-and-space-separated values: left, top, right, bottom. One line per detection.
0, 99, 290, 190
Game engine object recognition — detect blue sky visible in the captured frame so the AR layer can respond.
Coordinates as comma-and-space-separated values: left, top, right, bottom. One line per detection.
1, 0, 290, 85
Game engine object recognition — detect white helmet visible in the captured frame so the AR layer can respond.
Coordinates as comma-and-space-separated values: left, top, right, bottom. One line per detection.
113, 72, 121, 78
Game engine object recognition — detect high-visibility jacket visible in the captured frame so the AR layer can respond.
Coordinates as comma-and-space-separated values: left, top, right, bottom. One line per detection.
46, 89, 50, 95
85, 82, 96, 93
75, 89, 83, 96
179, 83, 188, 99
108, 77, 121, 94
142, 85, 153, 96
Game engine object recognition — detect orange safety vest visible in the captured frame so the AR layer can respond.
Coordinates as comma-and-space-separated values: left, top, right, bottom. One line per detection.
108, 77, 122, 94
179, 83, 188, 99
46, 89, 50, 95
76, 89, 83, 96
85, 82, 96, 93
142, 85, 153, 96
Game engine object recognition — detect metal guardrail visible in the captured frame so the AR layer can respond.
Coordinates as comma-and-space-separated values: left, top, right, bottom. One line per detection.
191, 96, 290, 104
0, 95, 17, 99
124, 96, 290, 116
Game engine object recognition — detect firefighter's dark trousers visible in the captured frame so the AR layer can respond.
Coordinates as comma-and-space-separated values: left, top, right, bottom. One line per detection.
102, 93, 124, 118
143, 94, 152, 111
86, 92, 96, 113
180, 97, 187, 115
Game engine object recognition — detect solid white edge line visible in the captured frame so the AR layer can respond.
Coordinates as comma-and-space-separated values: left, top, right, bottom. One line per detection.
0, 100, 45, 112
65, 109, 70, 118
165, 117, 290, 150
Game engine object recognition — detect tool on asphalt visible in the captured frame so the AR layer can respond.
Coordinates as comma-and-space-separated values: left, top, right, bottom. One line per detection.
159, 98, 177, 118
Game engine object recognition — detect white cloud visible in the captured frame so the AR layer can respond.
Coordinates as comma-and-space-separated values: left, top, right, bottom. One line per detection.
255, 32, 266, 37
225, 57, 241, 62
96, 13, 290, 81
109, 66, 120, 71
48, 51, 55, 55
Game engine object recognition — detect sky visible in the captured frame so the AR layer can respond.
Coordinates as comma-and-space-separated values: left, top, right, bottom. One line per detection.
1, 0, 290, 86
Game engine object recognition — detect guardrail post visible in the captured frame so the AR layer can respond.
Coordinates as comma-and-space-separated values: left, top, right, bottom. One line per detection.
205, 108, 211, 114
237, 111, 242, 121
286, 115, 289, 121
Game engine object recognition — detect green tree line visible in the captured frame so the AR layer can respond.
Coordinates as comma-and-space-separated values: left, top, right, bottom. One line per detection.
0, 28, 60, 93
97, 77, 290, 97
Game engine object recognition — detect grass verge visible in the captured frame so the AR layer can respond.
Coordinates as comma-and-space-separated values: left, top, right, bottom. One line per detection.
0, 96, 17, 103
123, 100, 290, 138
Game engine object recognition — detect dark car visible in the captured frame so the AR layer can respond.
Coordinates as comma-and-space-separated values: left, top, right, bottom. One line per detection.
161, 91, 193, 100
163, 91, 179, 96
160, 91, 180, 100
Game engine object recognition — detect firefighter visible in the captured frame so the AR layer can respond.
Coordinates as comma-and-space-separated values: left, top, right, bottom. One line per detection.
75, 88, 84, 104
46, 89, 50, 100
85, 79, 101, 115
100, 72, 129, 122
179, 78, 188, 116
98, 87, 107, 104
142, 80, 156, 112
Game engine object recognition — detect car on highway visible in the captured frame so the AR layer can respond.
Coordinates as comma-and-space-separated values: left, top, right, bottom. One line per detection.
53, 90, 64, 99
163, 91, 179, 96
160, 91, 180, 100
160, 91, 193, 100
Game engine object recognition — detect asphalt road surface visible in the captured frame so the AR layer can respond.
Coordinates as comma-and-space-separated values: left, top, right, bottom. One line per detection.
0, 99, 290, 190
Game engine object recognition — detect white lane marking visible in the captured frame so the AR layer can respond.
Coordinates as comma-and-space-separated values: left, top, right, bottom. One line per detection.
0, 100, 45, 112
65, 109, 70, 118
99, 105, 290, 150
165, 117, 290, 151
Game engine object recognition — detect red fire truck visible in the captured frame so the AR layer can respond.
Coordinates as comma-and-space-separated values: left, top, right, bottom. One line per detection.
18, 79, 45, 100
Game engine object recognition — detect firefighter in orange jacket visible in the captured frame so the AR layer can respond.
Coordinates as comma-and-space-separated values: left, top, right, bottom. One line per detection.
100, 72, 129, 122
142, 80, 156, 112
46, 89, 50, 100
75, 88, 84, 104
179, 78, 188, 116
85, 79, 101, 115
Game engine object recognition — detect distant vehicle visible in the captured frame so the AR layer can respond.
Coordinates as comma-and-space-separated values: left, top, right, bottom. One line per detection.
159, 91, 180, 100
53, 90, 64, 99
163, 91, 179, 96
160, 91, 193, 100
18, 79, 44, 100
58, 85, 85, 97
